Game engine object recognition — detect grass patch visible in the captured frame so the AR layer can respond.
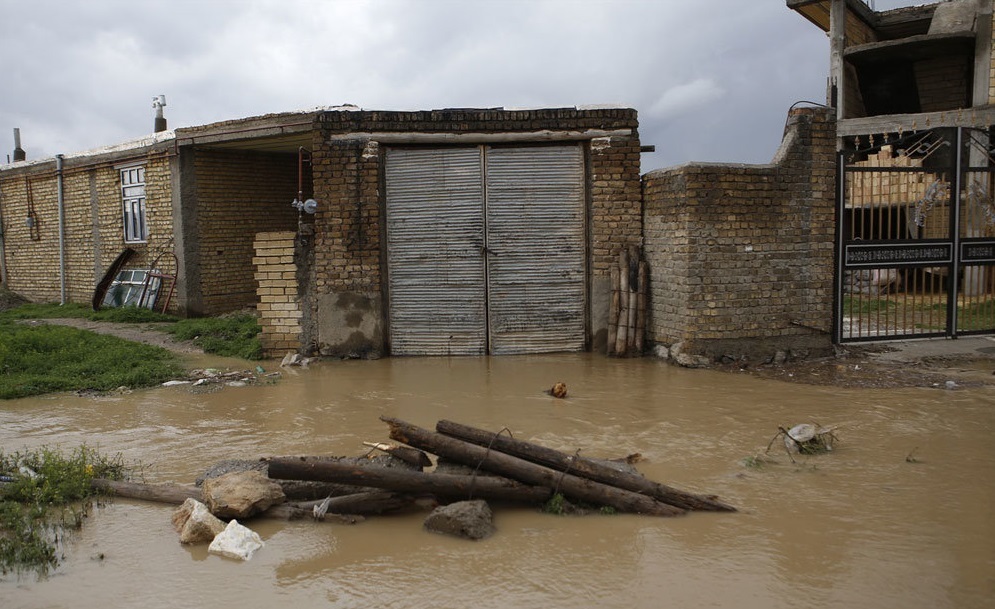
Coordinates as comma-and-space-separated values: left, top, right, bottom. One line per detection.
842, 295, 896, 315
0, 324, 184, 399
165, 314, 262, 360
0, 446, 124, 576
0, 303, 176, 324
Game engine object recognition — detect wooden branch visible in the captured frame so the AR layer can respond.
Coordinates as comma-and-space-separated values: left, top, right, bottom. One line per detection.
382, 417, 685, 517
268, 457, 552, 504
89, 479, 393, 520
434, 420, 735, 512
362, 442, 432, 468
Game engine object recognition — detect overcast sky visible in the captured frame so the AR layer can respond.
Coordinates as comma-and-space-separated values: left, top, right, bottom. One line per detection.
0, 0, 921, 171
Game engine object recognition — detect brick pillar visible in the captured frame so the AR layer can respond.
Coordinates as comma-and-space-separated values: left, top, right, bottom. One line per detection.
253, 231, 302, 357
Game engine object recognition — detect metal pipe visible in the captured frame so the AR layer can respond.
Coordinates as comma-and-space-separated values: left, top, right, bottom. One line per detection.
13, 128, 25, 162
0, 175, 6, 286
57, 154, 66, 304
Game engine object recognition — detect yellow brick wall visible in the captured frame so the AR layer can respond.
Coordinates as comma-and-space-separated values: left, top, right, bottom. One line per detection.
0, 153, 174, 306
253, 231, 301, 356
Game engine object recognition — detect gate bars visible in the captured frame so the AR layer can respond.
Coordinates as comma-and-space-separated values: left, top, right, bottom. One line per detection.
835, 127, 995, 342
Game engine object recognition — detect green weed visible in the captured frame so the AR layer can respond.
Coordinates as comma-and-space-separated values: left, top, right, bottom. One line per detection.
166, 314, 262, 360
0, 446, 124, 576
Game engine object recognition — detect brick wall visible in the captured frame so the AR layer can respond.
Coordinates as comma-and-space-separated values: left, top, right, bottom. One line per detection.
916, 55, 971, 112
0, 151, 174, 306
642, 107, 836, 364
253, 231, 302, 356
191, 149, 300, 314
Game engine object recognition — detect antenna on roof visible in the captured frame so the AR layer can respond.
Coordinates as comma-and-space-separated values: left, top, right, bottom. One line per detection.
153, 95, 167, 133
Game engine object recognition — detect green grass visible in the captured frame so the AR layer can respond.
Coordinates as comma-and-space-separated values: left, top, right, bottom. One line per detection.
165, 314, 262, 360
0, 303, 176, 324
842, 295, 896, 314
0, 323, 185, 399
0, 446, 124, 576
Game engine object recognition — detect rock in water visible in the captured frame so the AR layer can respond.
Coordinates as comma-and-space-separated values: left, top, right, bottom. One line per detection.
208, 520, 264, 561
202, 470, 285, 519
424, 500, 495, 540
172, 498, 226, 544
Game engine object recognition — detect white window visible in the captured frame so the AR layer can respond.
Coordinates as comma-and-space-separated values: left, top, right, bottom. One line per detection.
121, 165, 147, 243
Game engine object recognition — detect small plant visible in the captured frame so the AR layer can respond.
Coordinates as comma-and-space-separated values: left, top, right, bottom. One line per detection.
741, 455, 766, 469
0, 446, 125, 576
542, 493, 567, 515
598, 506, 617, 516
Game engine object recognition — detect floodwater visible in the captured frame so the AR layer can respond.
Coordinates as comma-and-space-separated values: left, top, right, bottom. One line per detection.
1, 354, 993, 609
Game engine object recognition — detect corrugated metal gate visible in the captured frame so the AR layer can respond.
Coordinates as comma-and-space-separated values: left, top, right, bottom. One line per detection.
837, 127, 995, 342
385, 144, 586, 355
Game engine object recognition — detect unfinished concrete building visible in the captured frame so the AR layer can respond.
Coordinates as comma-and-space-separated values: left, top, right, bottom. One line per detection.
789, 0, 995, 342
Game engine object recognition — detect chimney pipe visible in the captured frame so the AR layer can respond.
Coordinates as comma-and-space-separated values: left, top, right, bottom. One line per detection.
153, 95, 167, 133
12, 128, 25, 162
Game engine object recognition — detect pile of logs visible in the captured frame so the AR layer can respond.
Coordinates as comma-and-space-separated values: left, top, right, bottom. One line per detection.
92, 417, 734, 523
608, 246, 648, 357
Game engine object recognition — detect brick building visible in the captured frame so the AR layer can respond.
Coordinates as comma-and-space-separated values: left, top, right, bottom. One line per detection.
1, 106, 643, 358
7, 0, 984, 362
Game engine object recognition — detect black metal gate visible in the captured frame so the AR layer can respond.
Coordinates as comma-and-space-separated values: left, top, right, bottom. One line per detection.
836, 127, 995, 342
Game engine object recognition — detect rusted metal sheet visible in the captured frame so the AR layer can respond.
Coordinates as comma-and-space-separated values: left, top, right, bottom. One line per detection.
385, 147, 486, 355
485, 145, 586, 354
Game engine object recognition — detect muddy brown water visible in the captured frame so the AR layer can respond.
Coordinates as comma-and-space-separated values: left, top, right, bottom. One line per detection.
2, 354, 993, 609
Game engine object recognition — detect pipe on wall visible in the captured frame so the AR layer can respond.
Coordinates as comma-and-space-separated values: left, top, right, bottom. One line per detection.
57, 154, 66, 304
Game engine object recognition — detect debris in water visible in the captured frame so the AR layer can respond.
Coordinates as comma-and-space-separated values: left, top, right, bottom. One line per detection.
548, 382, 568, 398
766, 423, 839, 462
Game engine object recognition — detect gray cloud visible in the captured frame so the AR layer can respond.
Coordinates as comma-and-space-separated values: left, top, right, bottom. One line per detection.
1, 0, 831, 170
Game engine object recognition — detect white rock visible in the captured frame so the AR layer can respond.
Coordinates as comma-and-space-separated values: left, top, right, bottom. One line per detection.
162, 380, 191, 387
208, 520, 264, 561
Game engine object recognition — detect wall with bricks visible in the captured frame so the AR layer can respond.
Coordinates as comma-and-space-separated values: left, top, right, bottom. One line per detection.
642, 107, 836, 364
190, 149, 300, 315
0, 146, 175, 307
308, 108, 642, 356
253, 231, 302, 356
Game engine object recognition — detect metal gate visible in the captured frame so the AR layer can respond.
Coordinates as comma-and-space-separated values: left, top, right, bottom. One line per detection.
836, 127, 995, 342
385, 144, 586, 355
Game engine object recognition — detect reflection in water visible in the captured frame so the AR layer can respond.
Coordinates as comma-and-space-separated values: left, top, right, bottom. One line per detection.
1, 354, 993, 609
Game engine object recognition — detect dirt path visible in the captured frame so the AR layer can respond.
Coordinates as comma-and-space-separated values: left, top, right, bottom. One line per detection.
24, 318, 204, 355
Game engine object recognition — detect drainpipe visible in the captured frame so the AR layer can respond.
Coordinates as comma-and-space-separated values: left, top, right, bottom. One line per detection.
57, 154, 66, 304
0, 176, 6, 286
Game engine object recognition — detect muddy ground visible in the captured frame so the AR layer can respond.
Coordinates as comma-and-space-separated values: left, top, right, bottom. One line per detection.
30, 317, 995, 390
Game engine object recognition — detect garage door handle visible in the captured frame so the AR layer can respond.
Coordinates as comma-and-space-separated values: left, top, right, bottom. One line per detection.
481, 245, 497, 256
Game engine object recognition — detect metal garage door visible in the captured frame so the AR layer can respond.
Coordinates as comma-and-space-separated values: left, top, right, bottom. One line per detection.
385, 144, 586, 355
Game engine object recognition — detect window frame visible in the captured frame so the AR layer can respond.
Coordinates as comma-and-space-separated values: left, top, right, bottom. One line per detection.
119, 164, 148, 243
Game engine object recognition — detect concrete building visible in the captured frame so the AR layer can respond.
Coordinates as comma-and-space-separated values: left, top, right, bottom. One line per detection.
788, 0, 995, 343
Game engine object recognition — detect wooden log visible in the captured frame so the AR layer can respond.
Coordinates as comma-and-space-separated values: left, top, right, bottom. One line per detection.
382, 417, 685, 517
435, 420, 735, 512
263, 491, 408, 519
635, 260, 647, 355
362, 442, 432, 468
607, 265, 620, 355
89, 479, 394, 520
268, 457, 553, 504
91, 478, 200, 504
626, 245, 640, 353
615, 249, 630, 356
